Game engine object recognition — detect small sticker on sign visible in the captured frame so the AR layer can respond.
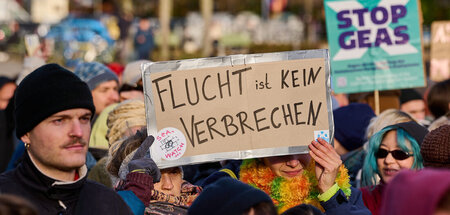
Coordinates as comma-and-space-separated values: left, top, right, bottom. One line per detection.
337, 77, 347, 87
314, 130, 330, 143
154, 127, 187, 161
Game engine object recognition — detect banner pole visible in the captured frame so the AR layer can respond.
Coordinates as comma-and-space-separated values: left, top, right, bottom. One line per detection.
374, 90, 380, 115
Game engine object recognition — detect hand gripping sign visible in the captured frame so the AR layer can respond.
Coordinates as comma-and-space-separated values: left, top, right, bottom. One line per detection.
142, 50, 334, 168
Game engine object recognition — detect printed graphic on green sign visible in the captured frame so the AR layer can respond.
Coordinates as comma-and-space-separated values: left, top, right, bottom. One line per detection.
324, 0, 425, 93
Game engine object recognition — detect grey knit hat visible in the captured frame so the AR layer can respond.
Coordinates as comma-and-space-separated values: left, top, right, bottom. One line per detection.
74, 61, 118, 90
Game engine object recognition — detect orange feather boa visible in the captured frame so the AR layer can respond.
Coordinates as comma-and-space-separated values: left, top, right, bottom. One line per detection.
239, 159, 351, 213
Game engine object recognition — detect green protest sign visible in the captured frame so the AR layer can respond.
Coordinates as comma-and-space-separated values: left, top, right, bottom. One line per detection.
324, 0, 425, 93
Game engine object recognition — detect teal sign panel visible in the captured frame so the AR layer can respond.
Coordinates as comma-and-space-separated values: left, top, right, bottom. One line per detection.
324, 0, 425, 93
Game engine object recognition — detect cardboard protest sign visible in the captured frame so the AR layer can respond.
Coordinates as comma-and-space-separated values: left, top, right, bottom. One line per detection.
430, 21, 450, 82
143, 50, 333, 168
324, 0, 425, 93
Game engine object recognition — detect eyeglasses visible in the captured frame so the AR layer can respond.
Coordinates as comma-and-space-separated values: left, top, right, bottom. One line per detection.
375, 148, 412, 160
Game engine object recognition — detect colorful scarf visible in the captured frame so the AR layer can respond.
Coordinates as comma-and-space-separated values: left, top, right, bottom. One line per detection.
239, 159, 351, 213
149, 181, 202, 207
145, 181, 203, 215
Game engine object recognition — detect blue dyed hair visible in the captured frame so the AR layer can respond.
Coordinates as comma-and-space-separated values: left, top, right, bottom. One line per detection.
362, 125, 423, 187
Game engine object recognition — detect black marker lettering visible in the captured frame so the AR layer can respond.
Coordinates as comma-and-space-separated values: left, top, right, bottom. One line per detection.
206, 117, 225, 140
152, 74, 171, 112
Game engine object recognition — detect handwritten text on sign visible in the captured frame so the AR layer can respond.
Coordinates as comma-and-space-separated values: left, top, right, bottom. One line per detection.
150, 58, 329, 158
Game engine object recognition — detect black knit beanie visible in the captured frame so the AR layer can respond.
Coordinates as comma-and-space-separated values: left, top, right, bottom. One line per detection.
400, 89, 423, 105
15, 64, 95, 139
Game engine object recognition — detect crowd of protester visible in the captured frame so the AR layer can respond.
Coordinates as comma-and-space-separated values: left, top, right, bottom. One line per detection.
0, 4, 449, 215
0, 57, 449, 215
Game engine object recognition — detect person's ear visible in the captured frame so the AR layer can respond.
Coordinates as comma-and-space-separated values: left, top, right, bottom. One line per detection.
21, 133, 31, 144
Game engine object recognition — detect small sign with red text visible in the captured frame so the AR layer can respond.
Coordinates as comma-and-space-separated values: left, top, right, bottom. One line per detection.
153, 127, 187, 161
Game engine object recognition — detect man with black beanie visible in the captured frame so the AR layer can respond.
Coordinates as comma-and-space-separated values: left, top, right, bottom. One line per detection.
399, 89, 427, 123
0, 64, 132, 215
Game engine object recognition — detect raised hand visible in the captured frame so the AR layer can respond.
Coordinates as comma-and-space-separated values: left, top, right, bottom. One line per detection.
128, 134, 161, 183
308, 138, 342, 193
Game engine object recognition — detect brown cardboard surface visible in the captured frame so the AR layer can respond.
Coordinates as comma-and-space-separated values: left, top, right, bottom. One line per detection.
430, 21, 450, 82
149, 58, 329, 159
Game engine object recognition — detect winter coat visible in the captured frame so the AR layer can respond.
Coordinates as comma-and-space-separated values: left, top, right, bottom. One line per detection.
87, 157, 113, 188
0, 152, 132, 215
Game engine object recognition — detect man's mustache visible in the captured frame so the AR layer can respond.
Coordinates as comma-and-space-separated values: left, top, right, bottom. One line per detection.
63, 138, 88, 148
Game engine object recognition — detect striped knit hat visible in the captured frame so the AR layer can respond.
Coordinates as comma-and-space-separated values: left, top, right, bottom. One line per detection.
74, 61, 118, 90
106, 99, 146, 154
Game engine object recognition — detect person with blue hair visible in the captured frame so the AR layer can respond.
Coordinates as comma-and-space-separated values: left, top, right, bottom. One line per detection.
360, 121, 429, 215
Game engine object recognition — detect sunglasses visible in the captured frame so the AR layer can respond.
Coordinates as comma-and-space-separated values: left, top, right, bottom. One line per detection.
375, 148, 412, 160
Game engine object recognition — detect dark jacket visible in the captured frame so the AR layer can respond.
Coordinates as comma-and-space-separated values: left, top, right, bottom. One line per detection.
0, 152, 132, 215
341, 148, 366, 187
320, 187, 371, 215
0, 110, 14, 172
201, 160, 242, 187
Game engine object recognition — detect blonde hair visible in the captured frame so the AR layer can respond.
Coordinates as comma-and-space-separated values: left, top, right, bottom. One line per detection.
366, 109, 415, 140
